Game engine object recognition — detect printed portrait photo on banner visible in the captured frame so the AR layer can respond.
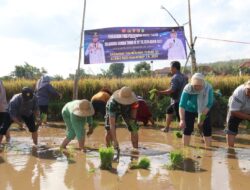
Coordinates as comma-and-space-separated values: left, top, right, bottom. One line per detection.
85, 32, 106, 64
162, 29, 186, 60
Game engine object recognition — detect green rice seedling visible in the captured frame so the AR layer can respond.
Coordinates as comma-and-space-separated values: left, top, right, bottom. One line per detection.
40, 113, 47, 123
99, 147, 114, 170
198, 114, 206, 123
167, 150, 184, 170
67, 146, 75, 162
138, 157, 150, 169
174, 131, 183, 138
88, 168, 96, 173
129, 120, 139, 133
130, 157, 151, 170
149, 88, 157, 100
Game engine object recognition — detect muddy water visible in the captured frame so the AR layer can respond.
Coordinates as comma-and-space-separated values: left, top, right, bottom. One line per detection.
0, 124, 250, 190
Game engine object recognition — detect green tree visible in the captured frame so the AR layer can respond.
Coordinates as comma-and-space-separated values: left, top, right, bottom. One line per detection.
108, 63, 125, 78
11, 62, 47, 79
134, 62, 151, 77
53, 74, 64, 81
67, 68, 88, 79
134, 62, 151, 73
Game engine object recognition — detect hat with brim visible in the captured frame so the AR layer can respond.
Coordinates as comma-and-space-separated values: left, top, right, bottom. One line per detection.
72, 99, 95, 117
244, 80, 250, 89
113, 86, 137, 105
191, 73, 205, 86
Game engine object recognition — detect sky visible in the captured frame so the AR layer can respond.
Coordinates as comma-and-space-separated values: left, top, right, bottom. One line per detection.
0, 0, 250, 78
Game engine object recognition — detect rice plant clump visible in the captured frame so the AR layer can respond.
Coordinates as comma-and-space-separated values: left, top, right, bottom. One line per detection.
174, 131, 183, 138
99, 147, 114, 170
167, 150, 184, 170
130, 157, 151, 170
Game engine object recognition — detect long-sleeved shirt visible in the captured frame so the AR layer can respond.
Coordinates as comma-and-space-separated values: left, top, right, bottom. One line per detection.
8, 93, 38, 118
179, 87, 214, 113
36, 83, 60, 106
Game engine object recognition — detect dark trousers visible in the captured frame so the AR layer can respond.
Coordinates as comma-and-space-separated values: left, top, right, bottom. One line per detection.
166, 102, 180, 121
184, 111, 211, 137
39, 105, 49, 115
0, 112, 11, 135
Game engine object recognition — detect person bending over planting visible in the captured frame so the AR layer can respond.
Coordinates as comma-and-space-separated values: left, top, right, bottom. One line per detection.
179, 73, 214, 148
91, 87, 112, 118
136, 96, 154, 126
225, 80, 250, 147
0, 80, 11, 145
105, 86, 138, 159
61, 99, 95, 152
4, 87, 41, 145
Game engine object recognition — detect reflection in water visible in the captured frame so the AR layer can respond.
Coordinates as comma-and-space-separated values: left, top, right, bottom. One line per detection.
0, 126, 250, 190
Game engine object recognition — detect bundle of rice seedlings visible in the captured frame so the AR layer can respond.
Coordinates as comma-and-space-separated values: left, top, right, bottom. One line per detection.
99, 147, 114, 170
174, 131, 183, 138
40, 113, 47, 123
130, 157, 150, 170
149, 89, 157, 100
167, 150, 184, 170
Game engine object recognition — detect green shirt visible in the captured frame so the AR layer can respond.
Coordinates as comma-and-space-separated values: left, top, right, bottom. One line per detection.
62, 100, 93, 129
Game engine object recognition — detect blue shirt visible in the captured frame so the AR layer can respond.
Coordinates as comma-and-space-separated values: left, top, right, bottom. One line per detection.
170, 71, 188, 103
36, 83, 60, 106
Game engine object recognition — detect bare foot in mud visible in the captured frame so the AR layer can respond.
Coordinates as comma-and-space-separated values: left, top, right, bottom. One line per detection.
161, 127, 169, 132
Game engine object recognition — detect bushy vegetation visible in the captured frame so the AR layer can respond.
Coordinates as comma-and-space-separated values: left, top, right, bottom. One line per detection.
2, 76, 248, 122
130, 157, 151, 170
167, 150, 184, 170
99, 147, 115, 170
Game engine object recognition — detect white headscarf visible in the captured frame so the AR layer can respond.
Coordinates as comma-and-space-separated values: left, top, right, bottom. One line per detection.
183, 73, 211, 114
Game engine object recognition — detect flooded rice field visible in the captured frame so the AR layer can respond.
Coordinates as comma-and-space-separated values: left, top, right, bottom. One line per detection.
0, 123, 250, 190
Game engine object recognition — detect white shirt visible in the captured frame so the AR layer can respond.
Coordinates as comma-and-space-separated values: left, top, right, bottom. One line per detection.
229, 85, 250, 114
85, 42, 106, 64
162, 38, 186, 60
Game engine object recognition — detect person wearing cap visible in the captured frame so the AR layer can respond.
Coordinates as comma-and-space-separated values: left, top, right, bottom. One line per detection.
60, 99, 95, 151
85, 32, 106, 64
0, 80, 11, 145
105, 86, 138, 157
157, 61, 188, 132
225, 80, 250, 147
179, 73, 214, 147
91, 87, 112, 117
162, 29, 186, 60
35, 75, 61, 125
5, 87, 40, 145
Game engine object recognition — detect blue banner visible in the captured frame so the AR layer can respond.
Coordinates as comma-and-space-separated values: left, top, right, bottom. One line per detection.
84, 27, 187, 64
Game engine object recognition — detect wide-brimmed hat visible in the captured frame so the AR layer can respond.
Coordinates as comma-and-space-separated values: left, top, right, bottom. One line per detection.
191, 73, 205, 86
22, 87, 34, 101
72, 99, 95, 117
244, 80, 250, 89
113, 86, 137, 105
